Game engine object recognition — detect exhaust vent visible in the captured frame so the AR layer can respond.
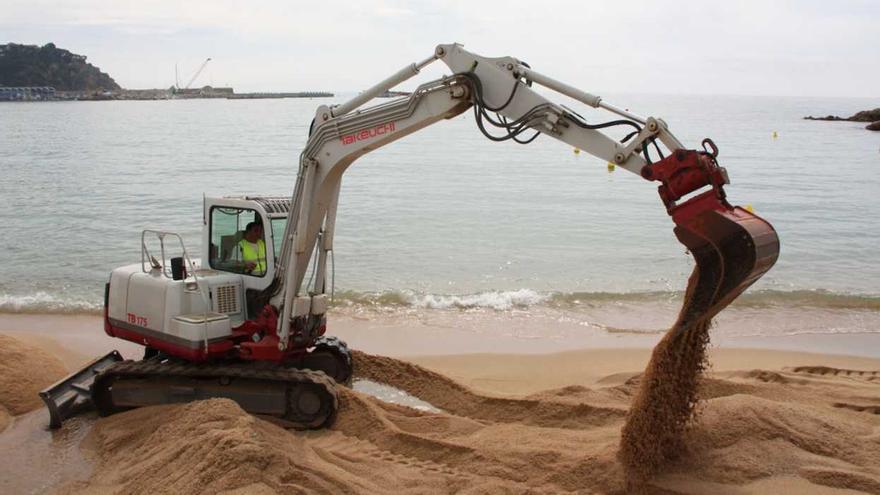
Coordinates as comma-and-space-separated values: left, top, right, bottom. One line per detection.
213, 284, 241, 315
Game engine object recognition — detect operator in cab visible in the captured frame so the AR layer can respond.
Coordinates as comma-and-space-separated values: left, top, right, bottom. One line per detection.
239, 221, 267, 275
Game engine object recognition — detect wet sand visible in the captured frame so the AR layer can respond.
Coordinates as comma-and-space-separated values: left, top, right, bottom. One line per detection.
2, 313, 880, 494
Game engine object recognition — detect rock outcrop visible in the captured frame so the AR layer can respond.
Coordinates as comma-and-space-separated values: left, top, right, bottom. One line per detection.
804, 108, 880, 131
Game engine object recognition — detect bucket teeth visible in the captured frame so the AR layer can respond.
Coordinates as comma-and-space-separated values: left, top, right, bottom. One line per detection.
673, 206, 779, 328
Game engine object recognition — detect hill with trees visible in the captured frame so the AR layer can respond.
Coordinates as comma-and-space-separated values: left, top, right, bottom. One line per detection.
0, 43, 120, 90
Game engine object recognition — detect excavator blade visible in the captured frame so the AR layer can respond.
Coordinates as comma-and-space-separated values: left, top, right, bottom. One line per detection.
672, 200, 779, 329
39, 350, 124, 428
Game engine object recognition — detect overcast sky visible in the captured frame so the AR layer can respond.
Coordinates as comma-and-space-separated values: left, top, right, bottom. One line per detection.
3, 0, 878, 97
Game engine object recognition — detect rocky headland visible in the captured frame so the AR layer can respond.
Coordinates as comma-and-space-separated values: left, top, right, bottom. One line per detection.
0, 42, 333, 101
804, 108, 880, 131
0, 43, 119, 91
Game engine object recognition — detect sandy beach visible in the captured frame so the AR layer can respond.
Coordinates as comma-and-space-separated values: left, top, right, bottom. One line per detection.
0, 312, 878, 494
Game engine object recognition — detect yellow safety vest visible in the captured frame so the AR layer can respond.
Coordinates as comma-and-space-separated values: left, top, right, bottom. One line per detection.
238, 238, 267, 275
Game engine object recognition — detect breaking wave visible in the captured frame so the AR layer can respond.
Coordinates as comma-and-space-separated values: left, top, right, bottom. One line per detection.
1, 288, 879, 316
329, 288, 549, 310
332, 288, 880, 311
0, 292, 103, 315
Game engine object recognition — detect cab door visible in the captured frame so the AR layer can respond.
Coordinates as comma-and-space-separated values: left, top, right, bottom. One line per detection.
206, 204, 276, 318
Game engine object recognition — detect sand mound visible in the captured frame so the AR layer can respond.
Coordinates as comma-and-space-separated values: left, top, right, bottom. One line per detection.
65, 400, 275, 494
0, 333, 68, 415
669, 393, 880, 492
353, 350, 627, 429
69, 397, 522, 495
55, 353, 880, 495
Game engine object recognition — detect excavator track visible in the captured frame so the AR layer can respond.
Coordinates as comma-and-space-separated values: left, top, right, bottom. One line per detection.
92, 359, 338, 429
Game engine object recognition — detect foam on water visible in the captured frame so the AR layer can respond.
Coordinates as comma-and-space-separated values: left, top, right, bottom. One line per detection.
1, 287, 879, 316
0, 292, 102, 315
405, 288, 549, 310
352, 379, 442, 413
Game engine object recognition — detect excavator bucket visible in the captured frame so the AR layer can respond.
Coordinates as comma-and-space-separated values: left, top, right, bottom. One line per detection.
672, 199, 779, 328
39, 350, 123, 428
642, 145, 780, 329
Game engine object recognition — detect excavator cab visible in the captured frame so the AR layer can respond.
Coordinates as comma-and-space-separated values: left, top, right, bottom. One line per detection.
204, 197, 292, 319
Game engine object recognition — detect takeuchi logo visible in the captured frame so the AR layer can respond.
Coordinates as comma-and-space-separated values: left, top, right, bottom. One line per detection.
341, 122, 396, 145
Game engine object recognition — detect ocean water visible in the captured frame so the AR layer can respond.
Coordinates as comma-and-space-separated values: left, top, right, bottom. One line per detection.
2, 94, 879, 336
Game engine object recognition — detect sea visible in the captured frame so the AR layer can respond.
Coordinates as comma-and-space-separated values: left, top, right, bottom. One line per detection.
2, 94, 879, 341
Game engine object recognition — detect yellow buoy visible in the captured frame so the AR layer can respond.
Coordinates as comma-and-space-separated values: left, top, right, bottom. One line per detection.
772, 131, 778, 139
573, 148, 581, 154
607, 162, 616, 172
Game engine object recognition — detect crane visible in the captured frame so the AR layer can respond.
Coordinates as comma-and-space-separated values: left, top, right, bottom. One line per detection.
181, 57, 211, 91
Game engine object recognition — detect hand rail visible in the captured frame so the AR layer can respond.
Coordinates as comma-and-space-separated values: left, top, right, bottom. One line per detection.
141, 229, 212, 351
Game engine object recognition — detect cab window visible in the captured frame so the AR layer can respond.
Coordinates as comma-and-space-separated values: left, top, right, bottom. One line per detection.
270, 217, 287, 261
209, 207, 266, 276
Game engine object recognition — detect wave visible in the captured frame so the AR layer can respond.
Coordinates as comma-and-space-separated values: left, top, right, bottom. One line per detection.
330, 288, 549, 310
2, 288, 879, 316
0, 291, 103, 315
333, 288, 880, 311
733, 290, 880, 310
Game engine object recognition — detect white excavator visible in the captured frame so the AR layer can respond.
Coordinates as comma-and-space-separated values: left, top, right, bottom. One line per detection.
41, 43, 779, 429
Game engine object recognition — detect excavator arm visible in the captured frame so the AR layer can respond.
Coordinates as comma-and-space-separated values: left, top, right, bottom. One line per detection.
269, 43, 779, 349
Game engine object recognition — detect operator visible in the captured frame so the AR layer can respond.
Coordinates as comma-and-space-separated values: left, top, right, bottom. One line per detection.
238, 221, 267, 275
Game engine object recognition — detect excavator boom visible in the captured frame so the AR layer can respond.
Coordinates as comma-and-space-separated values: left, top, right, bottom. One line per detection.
269, 43, 779, 346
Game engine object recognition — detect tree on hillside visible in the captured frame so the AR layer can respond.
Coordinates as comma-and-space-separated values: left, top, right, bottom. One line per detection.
0, 43, 121, 90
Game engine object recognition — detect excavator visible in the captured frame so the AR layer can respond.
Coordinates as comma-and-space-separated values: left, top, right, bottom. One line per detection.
41, 43, 779, 429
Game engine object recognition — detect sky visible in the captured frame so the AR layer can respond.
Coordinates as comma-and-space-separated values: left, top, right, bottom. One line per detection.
3, 0, 878, 97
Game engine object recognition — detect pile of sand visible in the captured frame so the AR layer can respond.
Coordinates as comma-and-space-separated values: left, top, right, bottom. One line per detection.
59, 351, 880, 494
65, 397, 511, 494
0, 334, 69, 429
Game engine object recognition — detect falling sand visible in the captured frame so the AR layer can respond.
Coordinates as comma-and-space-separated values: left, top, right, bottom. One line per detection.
618, 319, 712, 485
618, 247, 723, 487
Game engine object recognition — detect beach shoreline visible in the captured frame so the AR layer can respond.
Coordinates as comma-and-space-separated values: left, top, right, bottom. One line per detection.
3, 311, 879, 367
2, 312, 880, 494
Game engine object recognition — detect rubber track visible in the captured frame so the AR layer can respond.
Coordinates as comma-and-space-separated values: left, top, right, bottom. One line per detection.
92, 359, 339, 429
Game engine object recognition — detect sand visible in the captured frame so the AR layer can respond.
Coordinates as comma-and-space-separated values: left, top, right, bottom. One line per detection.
0, 405, 11, 433
3, 317, 880, 494
0, 333, 69, 419
49, 350, 880, 494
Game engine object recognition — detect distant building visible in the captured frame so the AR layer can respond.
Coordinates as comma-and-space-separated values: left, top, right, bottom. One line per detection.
0, 87, 56, 101
174, 86, 235, 97
204, 86, 234, 95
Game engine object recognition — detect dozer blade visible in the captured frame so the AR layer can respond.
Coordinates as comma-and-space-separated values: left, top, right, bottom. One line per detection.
672, 195, 779, 329
39, 350, 124, 428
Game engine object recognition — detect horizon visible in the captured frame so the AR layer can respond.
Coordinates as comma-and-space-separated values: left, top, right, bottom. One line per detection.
3, 1, 879, 99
